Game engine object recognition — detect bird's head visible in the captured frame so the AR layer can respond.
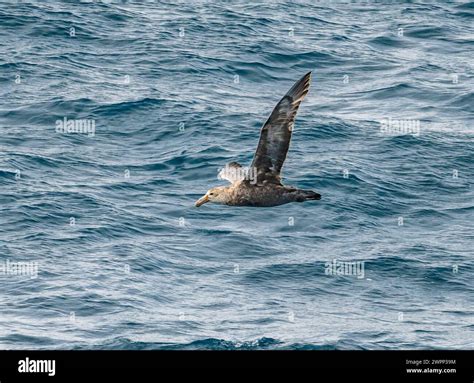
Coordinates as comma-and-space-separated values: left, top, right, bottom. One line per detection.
195, 186, 229, 207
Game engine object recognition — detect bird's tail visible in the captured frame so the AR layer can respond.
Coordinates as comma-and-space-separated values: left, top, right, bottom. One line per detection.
299, 189, 321, 201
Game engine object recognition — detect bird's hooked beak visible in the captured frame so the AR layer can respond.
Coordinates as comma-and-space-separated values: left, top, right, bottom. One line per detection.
195, 194, 209, 207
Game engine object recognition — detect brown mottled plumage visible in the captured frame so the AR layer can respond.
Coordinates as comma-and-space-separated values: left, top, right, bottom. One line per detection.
196, 72, 321, 208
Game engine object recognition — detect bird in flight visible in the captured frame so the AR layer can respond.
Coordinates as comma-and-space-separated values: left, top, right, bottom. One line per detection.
195, 72, 321, 207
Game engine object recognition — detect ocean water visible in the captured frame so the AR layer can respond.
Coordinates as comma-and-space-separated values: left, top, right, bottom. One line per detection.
0, 0, 473, 350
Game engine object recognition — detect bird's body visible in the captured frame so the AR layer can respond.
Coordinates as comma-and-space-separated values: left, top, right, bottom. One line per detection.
209, 181, 320, 207
195, 72, 321, 208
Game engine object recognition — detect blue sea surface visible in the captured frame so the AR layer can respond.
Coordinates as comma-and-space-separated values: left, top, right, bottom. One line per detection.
0, 1, 473, 349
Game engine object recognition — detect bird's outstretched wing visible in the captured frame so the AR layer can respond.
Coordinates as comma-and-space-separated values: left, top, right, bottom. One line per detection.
250, 72, 312, 185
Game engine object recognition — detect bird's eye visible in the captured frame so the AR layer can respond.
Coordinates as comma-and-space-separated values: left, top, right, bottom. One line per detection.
210, 193, 214, 196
